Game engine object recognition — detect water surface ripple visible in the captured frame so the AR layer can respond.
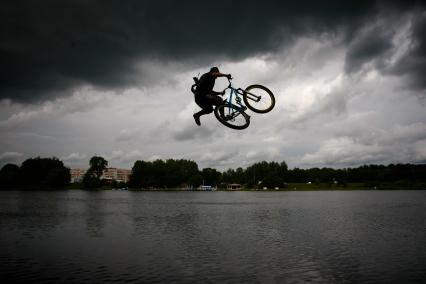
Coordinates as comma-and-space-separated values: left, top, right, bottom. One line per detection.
0, 190, 425, 283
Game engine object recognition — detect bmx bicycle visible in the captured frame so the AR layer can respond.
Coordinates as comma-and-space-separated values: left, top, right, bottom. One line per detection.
192, 77, 275, 130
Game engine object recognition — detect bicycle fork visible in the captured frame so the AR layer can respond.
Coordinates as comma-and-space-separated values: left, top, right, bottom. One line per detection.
242, 90, 261, 102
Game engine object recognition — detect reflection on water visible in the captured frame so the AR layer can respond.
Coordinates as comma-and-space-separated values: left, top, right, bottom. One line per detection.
84, 191, 107, 238
0, 190, 425, 283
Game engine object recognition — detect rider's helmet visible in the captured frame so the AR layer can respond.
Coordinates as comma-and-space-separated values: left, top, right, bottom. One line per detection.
210, 66, 219, 73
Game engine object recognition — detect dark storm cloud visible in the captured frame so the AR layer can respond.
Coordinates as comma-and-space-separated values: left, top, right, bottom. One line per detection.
343, 1, 426, 94
387, 12, 426, 91
1, 0, 421, 103
344, 26, 394, 73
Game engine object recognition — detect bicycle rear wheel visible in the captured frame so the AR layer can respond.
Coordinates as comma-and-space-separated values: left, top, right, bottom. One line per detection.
243, 85, 275, 113
214, 104, 250, 130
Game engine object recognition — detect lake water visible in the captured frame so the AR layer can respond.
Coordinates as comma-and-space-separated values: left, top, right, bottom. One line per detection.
0, 190, 425, 283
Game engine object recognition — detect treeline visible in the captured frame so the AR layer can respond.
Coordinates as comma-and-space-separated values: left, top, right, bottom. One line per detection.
128, 159, 426, 189
223, 163, 426, 188
1, 156, 426, 190
129, 159, 219, 188
284, 164, 426, 184
223, 161, 288, 188
127, 160, 290, 189
0, 156, 112, 190
0, 157, 70, 189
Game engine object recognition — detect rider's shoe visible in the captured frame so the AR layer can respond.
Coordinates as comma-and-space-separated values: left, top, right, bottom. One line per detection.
193, 114, 201, 126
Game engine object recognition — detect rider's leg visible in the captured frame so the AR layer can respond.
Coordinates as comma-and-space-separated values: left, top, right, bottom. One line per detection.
209, 95, 225, 117
193, 94, 224, 126
193, 106, 213, 126
194, 108, 213, 117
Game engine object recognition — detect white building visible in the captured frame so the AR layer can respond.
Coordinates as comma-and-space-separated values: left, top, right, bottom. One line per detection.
70, 168, 131, 183
70, 168, 86, 183
101, 168, 131, 183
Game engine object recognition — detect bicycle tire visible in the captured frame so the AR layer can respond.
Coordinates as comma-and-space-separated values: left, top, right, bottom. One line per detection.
214, 104, 250, 130
243, 85, 275, 113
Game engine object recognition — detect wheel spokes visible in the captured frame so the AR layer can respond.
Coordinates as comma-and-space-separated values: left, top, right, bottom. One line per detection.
223, 106, 246, 127
248, 89, 272, 111
244, 86, 274, 113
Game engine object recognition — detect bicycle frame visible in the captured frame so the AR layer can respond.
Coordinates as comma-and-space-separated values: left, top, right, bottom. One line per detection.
226, 87, 246, 111
224, 79, 261, 109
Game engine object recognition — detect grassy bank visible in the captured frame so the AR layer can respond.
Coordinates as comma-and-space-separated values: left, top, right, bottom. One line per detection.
61, 182, 426, 191
242, 182, 426, 191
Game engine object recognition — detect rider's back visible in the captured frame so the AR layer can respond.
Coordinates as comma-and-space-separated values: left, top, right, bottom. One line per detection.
197, 72, 216, 95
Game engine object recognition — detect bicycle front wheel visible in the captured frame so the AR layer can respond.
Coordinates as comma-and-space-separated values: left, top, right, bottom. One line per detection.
214, 104, 250, 130
243, 85, 275, 113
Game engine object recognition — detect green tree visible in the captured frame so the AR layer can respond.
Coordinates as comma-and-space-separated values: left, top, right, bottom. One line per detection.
0, 164, 21, 189
129, 159, 200, 188
82, 174, 102, 188
89, 156, 108, 179
83, 156, 108, 188
287, 167, 308, 183
201, 168, 222, 186
188, 173, 203, 188
44, 167, 71, 187
244, 161, 287, 188
222, 168, 235, 184
19, 157, 70, 188
129, 160, 148, 188
177, 159, 199, 186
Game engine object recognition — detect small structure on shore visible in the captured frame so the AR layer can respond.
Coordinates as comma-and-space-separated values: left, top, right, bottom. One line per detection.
197, 185, 215, 191
227, 183, 242, 190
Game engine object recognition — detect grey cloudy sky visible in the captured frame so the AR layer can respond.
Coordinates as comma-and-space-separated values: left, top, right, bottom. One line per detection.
1, 0, 426, 170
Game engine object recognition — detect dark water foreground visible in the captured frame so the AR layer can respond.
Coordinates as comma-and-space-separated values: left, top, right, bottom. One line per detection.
0, 190, 425, 283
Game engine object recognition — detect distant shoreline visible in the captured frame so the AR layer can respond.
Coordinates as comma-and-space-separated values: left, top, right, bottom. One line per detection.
79, 181, 426, 191
2, 183, 425, 191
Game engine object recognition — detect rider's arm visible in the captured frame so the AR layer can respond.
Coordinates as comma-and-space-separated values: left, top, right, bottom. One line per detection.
211, 72, 232, 79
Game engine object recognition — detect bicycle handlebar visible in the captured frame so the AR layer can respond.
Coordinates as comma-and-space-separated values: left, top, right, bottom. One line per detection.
226, 77, 233, 88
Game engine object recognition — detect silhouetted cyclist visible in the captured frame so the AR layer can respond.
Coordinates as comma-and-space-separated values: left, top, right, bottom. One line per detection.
193, 67, 232, 126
